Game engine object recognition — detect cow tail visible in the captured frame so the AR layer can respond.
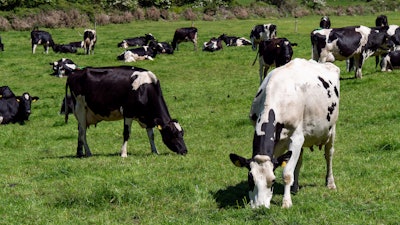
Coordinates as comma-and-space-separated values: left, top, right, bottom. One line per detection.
252, 51, 259, 66
64, 82, 69, 124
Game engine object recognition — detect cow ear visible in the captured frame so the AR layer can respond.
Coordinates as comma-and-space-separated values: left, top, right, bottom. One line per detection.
32, 96, 39, 102
273, 151, 292, 170
154, 118, 163, 130
229, 153, 251, 170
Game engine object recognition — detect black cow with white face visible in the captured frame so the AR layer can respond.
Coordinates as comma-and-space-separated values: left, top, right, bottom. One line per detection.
172, 27, 198, 51
254, 38, 297, 84
319, 16, 331, 29
65, 66, 187, 157
117, 33, 155, 49
117, 45, 157, 62
31, 28, 55, 54
218, 34, 251, 47
311, 25, 394, 78
83, 29, 96, 54
50, 58, 77, 77
0, 86, 39, 125
250, 24, 277, 51
202, 37, 223, 52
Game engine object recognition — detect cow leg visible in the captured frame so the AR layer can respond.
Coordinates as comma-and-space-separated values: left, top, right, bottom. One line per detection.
291, 148, 303, 194
75, 97, 91, 157
120, 118, 133, 158
324, 131, 336, 190
77, 123, 91, 157
354, 55, 363, 78
32, 44, 37, 54
282, 130, 304, 208
146, 128, 159, 154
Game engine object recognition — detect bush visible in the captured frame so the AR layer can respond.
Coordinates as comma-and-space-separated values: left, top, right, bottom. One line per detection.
0, 16, 11, 31
146, 6, 161, 21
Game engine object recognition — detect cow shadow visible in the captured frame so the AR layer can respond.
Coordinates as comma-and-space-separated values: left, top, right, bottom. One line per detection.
42, 151, 172, 160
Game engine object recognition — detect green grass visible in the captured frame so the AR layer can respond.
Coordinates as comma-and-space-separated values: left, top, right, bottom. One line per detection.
1, 13, 400, 224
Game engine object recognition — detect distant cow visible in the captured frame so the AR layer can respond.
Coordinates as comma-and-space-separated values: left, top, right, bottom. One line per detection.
254, 38, 297, 84
31, 28, 55, 54
230, 58, 340, 209
380, 50, 400, 71
319, 16, 331, 29
172, 27, 198, 51
250, 24, 277, 50
311, 25, 393, 78
50, 58, 78, 77
52, 43, 77, 53
83, 29, 96, 54
0, 36, 4, 51
149, 40, 174, 54
218, 34, 251, 47
69, 41, 84, 49
376, 15, 388, 27
0, 86, 39, 124
117, 33, 155, 49
202, 37, 223, 52
60, 95, 74, 123
65, 66, 188, 157
117, 46, 157, 62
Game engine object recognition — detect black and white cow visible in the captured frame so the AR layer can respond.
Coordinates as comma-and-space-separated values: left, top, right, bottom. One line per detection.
117, 46, 157, 62
380, 50, 400, 71
50, 58, 78, 77
52, 43, 78, 53
311, 25, 393, 78
83, 29, 96, 55
202, 37, 223, 52
253, 38, 297, 84
218, 34, 251, 47
319, 16, 331, 29
65, 66, 188, 157
0, 36, 4, 51
0, 86, 39, 125
31, 28, 55, 54
376, 15, 388, 27
69, 41, 84, 49
250, 24, 277, 51
117, 33, 155, 49
230, 58, 340, 209
172, 27, 198, 51
148, 40, 174, 54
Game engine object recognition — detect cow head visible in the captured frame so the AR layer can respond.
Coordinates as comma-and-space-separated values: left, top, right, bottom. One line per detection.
16, 93, 39, 123
229, 151, 292, 208
156, 119, 187, 155
145, 33, 155, 42
250, 24, 277, 51
118, 40, 128, 48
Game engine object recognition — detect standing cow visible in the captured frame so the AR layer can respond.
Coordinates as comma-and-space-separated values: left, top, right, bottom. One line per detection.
31, 28, 55, 54
65, 66, 188, 157
250, 24, 277, 51
83, 29, 96, 55
230, 58, 340, 208
0, 86, 39, 124
172, 27, 198, 51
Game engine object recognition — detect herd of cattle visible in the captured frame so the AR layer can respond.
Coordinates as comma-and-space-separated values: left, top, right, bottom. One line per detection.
1, 14, 400, 209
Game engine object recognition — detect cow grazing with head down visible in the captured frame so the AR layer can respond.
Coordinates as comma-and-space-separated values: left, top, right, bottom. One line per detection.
376, 15, 388, 27
117, 33, 155, 49
83, 29, 96, 55
254, 38, 297, 84
319, 16, 331, 29
65, 66, 187, 157
380, 50, 400, 71
0, 86, 39, 125
230, 58, 340, 209
50, 58, 77, 77
172, 27, 198, 51
311, 25, 393, 78
202, 37, 223, 52
31, 28, 55, 54
218, 34, 251, 47
117, 46, 157, 62
250, 24, 277, 51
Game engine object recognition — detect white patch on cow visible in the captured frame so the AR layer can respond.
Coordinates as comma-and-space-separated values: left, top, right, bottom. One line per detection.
23, 93, 29, 100
249, 155, 275, 208
0, 116, 3, 124
174, 122, 182, 131
355, 26, 371, 53
65, 63, 77, 70
387, 25, 399, 36
131, 70, 158, 91
123, 51, 153, 63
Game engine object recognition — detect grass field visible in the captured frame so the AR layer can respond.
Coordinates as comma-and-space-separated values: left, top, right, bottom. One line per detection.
1, 12, 400, 224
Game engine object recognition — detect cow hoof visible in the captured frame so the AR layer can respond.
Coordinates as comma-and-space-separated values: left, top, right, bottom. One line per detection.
121, 153, 128, 158
282, 199, 292, 209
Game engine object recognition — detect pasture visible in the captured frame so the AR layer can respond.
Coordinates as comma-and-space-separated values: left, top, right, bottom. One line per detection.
1, 13, 400, 224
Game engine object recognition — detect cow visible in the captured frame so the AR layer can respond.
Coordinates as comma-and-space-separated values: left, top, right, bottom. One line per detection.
31, 28, 55, 54
311, 25, 394, 78
229, 58, 340, 209
83, 29, 96, 54
0, 86, 39, 125
172, 27, 198, 51
319, 16, 331, 29
52, 43, 78, 53
65, 66, 188, 157
69, 41, 84, 49
60, 95, 74, 123
117, 33, 155, 49
50, 58, 78, 77
0, 36, 4, 51
218, 34, 251, 47
202, 37, 223, 52
253, 38, 297, 84
376, 15, 388, 27
148, 40, 174, 54
250, 24, 277, 51
117, 46, 157, 62
380, 50, 400, 71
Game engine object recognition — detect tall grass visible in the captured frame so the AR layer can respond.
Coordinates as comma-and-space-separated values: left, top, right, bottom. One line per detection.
1, 13, 400, 224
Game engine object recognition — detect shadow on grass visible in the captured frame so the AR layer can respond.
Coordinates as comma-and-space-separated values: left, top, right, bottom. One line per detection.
41, 151, 171, 159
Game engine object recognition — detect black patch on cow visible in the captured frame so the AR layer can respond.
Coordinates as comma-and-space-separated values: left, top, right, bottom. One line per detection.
255, 89, 263, 98
248, 171, 255, 191
252, 109, 276, 158
326, 102, 337, 122
318, 76, 330, 89
334, 86, 339, 98
250, 113, 258, 122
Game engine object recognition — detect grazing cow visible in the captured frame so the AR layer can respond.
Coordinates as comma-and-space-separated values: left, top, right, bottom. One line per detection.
50, 58, 78, 77
0, 36, 4, 51
230, 58, 340, 209
31, 28, 55, 54
380, 50, 400, 71
202, 37, 223, 52
117, 33, 155, 49
253, 38, 297, 84
148, 40, 174, 54
311, 25, 393, 78
52, 43, 78, 53
376, 15, 388, 27
218, 34, 251, 47
319, 16, 331, 29
83, 29, 96, 54
65, 66, 188, 157
117, 46, 157, 62
0, 86, 39, 124
172, 27, 198, 51
250, 24, 277, 50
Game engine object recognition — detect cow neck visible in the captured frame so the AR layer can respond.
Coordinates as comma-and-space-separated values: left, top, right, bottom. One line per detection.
252, 109, 280, 158
148, 81, 172, 127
